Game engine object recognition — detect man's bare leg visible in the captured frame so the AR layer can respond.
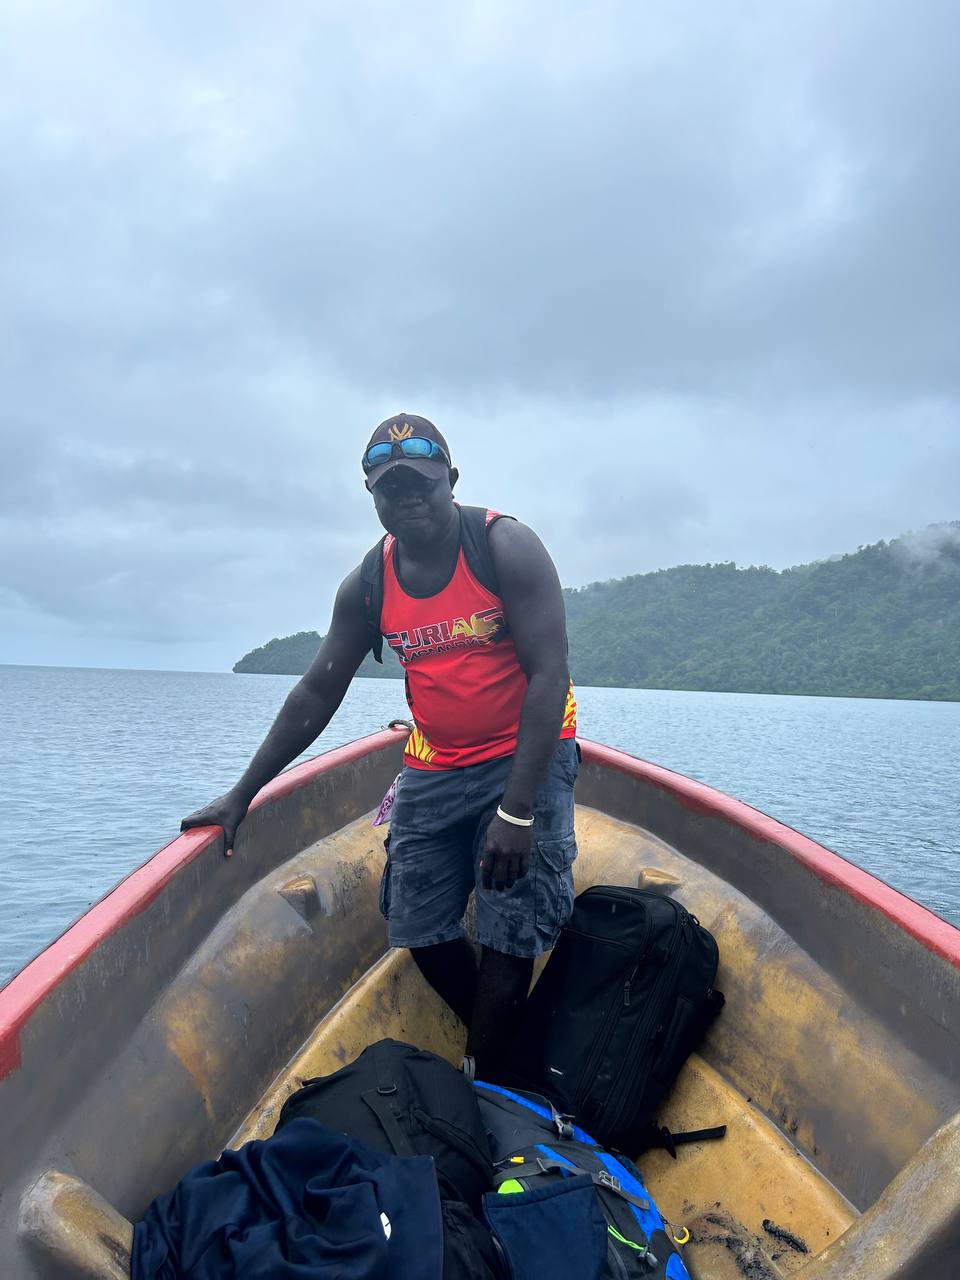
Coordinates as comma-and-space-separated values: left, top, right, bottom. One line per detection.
411, 938, 478, 1027
465, 946, 534, 1080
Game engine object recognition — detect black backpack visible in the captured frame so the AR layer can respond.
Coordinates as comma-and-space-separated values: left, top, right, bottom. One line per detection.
507, 886, 726, 1155
359, 505, 508, 662
476, 1082, 692, 1280
277, 1040, 505, 1280
277, 1038, 494, 1208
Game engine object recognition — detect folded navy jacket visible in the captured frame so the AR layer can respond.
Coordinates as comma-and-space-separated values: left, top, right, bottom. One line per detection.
132, 1117, 444, 1280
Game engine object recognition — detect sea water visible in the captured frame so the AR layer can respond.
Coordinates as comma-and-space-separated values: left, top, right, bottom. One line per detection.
1, 664, 957, 985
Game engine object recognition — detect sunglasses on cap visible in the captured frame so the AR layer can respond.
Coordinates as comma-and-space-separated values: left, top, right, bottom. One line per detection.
362, 437, 451, 473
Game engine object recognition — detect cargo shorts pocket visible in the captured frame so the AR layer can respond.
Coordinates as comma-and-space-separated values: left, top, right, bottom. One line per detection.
378, 836, 392, 920
534, 832, 577, 942
558, 739, 581, 788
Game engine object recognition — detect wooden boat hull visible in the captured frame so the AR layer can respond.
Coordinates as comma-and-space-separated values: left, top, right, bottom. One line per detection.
2, 729, 958, 1278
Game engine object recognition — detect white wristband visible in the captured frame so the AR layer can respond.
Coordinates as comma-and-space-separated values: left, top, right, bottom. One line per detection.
496, 805, 535, 828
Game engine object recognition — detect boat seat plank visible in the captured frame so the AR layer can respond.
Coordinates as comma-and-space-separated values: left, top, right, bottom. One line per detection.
17, 1171, 132, 1280
791, 1110, 960, 1280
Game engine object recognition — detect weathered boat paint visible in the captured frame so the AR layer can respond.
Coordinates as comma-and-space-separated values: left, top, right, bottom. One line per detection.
0, 730, 957, 1279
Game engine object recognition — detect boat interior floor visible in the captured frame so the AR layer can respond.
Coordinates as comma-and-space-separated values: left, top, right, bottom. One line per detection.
228, 953, 853, 1280
26, 801, 960, 1280
227, 805, 858, 1280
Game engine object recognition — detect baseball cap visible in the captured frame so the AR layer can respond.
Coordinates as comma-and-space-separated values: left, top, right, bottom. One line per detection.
362, 414, 453, 488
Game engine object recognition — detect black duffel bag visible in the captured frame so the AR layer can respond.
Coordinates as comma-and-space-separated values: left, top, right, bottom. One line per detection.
506, 886, 726, 1155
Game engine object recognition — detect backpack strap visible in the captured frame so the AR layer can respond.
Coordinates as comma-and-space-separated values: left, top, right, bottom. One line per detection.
641, 1123, 727, 1160
458, 505, 513, 595
360, 508, 511, 662
360, 1039, 415, 1156
360, 535, 388, 663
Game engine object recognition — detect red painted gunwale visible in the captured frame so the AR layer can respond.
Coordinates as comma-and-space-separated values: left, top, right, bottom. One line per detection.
579, 739, 960, 969
0, 729, 403, 1078
1, 730, 957, 1081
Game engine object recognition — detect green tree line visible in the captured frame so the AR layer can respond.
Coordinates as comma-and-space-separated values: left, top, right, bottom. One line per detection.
234, 523, 960, 701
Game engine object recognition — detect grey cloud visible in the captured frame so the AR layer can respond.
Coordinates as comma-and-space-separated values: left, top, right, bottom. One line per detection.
0, 1, 957, 668
5, 1, 958, 403
154, 1, 960, 401
0, 423, 376, 647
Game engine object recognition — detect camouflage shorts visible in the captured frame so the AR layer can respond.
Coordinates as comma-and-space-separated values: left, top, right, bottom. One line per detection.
379, 739, 579, 958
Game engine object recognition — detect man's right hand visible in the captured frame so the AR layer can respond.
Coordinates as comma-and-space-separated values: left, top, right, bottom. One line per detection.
180, 787, 252, 858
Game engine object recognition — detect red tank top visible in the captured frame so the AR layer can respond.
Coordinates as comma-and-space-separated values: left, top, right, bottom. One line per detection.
381, 510, 577, 770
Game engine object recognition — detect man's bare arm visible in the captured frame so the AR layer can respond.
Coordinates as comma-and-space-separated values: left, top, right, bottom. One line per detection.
480, 519, 571, 887
493, 520, 571, 816
180, 567, 371, 855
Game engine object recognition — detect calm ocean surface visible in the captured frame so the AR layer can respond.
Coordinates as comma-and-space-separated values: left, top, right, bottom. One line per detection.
1, 665, 958, 985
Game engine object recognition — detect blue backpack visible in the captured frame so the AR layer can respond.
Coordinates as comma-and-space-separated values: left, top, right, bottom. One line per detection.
476, 1082, 690, 1279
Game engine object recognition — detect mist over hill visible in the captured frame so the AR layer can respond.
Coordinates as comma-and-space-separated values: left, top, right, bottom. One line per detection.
234, 524, 960, 701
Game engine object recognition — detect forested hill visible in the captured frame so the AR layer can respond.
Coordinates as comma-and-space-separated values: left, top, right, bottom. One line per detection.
233, 523, 960, 700
235, 632, 405, 679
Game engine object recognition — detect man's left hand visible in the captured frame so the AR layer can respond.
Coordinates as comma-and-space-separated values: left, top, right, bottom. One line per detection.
480, 814, 534, 891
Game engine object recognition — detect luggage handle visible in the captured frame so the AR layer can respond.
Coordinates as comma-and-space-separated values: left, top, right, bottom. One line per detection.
361, 1099, 495, 1179
412, 1108, 494, 1180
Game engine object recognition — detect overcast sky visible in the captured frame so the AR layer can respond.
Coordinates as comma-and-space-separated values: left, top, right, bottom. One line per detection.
1, 0, 957, 671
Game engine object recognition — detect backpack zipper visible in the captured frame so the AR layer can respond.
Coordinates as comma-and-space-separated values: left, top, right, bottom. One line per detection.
555, 921, 640, 1100
596, 906, 689, 1136
573, 959, 640, 1106
569, 908, 650, 1106
606, 1236, 630, 1279
563, 927, 636, 952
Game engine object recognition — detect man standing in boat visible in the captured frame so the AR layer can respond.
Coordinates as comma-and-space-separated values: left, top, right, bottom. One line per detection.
182, 415, 578, 1076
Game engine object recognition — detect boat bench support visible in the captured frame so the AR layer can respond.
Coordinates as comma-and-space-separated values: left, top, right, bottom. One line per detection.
18, 1170, 132, 1280
793, 1109, 960, 1280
